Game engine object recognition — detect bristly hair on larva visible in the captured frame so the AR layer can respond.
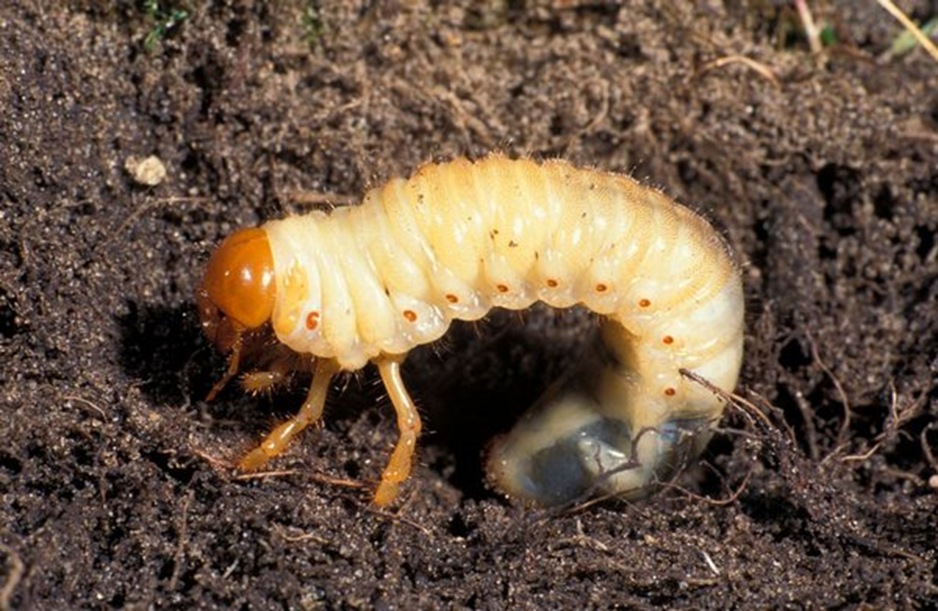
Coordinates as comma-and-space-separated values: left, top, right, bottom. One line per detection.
196, 154, 745, 507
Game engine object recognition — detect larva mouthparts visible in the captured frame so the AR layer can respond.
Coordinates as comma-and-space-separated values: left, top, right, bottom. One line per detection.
198, 154, 745, 507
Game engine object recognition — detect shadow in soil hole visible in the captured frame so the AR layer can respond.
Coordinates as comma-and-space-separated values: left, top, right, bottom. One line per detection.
117, 300, 222, 409
404, 310, 598, 502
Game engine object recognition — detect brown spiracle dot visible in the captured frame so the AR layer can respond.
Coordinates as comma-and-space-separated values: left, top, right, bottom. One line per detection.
496, 284, 509, 293
403, 310, 418, 322
445, 294, 459, 303
639, 298, 651, 308
305, 311, 320, 330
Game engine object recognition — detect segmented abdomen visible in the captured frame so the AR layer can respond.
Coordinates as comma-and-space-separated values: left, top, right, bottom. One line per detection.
264, 155, 742, 396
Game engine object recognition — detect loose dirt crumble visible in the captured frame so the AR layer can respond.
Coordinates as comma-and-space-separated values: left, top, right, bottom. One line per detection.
1, 1, 936, 608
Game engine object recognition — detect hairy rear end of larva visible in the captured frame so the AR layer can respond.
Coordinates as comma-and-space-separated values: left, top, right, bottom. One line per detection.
201, 155, 745, 506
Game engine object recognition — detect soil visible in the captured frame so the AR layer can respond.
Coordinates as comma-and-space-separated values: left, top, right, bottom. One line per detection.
2, 1, 937, 609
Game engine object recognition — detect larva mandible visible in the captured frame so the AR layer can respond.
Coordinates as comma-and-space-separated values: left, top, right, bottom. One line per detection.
197, 155, 745, 507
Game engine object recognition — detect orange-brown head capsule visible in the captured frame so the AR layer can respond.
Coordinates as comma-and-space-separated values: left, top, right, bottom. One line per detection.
197, 227, 276, 352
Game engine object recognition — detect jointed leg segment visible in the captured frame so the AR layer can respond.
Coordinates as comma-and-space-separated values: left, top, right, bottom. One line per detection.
374, 355, 422, 506
238, 358, 340, 470
206, 331, 243, 402
236, 354, 421, 506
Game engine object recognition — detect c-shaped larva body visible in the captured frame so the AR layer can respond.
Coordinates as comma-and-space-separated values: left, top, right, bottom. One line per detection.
197, 155, 744, 506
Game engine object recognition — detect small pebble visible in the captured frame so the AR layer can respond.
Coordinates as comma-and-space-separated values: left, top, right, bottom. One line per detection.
125, 155, 167, 186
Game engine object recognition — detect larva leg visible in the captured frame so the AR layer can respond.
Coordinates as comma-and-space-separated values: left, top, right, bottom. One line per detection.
205, 330, 243, 402
238, 358, 340, 471
373, 355, 423, 506
241, 370, 288, 396
240, 350, 299, 395
239, 343, 314, 396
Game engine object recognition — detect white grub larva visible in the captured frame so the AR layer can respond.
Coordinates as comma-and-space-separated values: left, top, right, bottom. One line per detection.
197, 155, 745, 507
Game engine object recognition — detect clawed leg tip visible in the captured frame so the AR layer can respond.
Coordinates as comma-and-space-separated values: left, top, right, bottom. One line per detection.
373, 481, 401, 507
237, 449, 272, 472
